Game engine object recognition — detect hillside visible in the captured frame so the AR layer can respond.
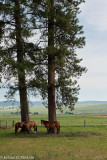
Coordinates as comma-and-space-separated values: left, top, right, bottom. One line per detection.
0, 100, 107, 107
77, 101, 107, 104
0, 102, 107, 115
0, 101, 43, 107
73, 103, 107, 114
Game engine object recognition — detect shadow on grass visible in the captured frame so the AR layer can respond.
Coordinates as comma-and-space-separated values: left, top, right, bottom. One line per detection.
0, 127, 102, 139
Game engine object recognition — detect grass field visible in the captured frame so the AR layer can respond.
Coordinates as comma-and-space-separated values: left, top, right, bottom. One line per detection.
1, 103, 107, 115
0, 115, 107, 160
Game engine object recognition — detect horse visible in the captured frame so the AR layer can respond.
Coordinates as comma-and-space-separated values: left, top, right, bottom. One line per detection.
15, 122, 23, 134
41, 120, 60, 134
20, 121, 37, 134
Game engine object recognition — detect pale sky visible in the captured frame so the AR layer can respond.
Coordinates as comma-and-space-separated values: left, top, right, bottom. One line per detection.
78, 0, 107, 101
0, 0, 107, 101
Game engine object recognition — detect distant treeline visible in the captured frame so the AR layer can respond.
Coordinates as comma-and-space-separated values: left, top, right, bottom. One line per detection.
0, 101, 44, 107
0, 101, 107, 107
10, 111, 38, 115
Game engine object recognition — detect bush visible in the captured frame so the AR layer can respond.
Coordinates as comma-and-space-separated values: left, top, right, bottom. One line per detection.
65, 112, 73, 115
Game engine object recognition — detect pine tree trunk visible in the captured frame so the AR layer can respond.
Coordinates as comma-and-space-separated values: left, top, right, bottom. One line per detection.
14, 0, 29, 123
48, 0, 56, 132
48, 57, 56, 122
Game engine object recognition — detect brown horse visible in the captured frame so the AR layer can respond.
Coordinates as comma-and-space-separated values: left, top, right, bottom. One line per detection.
15, 122, 23, 134
41, 120, 60, 134
15, 121, 37, 134
20, 121, 37, 134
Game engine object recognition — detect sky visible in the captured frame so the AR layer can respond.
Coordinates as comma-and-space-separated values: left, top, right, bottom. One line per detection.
77, 0, 107, 101
0, 0, 107, 101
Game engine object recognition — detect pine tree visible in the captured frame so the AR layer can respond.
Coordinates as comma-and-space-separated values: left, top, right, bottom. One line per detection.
31, 0, 87, 124
0, 0, 87, 131
0, 0, 38, 122
14, 0, 30, 122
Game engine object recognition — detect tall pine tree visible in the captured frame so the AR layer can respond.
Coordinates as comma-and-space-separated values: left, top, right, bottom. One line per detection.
0, 0, 87, 129
14, 0, 29, 122
0, 0, 39, 122
31, 0, 87, 124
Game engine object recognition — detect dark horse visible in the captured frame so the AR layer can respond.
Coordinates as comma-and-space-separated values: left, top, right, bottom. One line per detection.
15, 121, 37, 134
41, 120, 60, 134
15, 122, 22, 134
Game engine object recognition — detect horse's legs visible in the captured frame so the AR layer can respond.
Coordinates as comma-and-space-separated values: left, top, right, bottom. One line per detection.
48, 128, 55, 133
47, 128, 49, 134
34, 126, 37, 134
54, 127, 57, 133
36, 126, 37, 132
27, 128, 29, 134
57, 128, 59, 134
26, 126, 30, 134
57, 125, 60, 134
15, 127, 18, 134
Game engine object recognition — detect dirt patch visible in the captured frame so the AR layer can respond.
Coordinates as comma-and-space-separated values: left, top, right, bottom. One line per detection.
0, 126, 7, 129
0, 126, 12, 129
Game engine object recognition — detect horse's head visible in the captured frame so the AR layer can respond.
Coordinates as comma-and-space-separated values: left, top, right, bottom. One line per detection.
41, 120, 44, 125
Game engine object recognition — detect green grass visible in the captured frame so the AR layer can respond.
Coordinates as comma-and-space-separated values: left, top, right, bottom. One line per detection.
1, 115, 107, 160
73, 103, 107, 114
0, 114, 107, 127
1, 103, 107, 116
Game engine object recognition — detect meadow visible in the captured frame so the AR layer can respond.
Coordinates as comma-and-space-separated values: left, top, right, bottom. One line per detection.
1, 103, 107, 115
0, 114, 107, 160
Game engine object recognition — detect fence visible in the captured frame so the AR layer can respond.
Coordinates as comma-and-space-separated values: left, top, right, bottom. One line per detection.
0, 115, 107, 129
0, 120, 106, 129
0, 120, 15, 128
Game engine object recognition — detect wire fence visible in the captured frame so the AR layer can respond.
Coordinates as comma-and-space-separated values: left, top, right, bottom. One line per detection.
0, 119, 107, 129
0, 120, 15, 128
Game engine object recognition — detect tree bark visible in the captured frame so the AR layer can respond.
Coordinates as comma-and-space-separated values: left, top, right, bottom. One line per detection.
48, 0, 56, 124
14, 0, 29, 122
48, 57, 56, 122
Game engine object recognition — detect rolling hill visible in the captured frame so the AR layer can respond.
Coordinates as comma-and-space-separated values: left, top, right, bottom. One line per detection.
0, 101, 107, 115
0, 101, 44, 107
0, 100, 107, 107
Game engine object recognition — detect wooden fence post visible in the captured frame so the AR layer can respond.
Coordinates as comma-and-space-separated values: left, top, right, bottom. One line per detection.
12, 121, 15, 127
6, 121, 7, 128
